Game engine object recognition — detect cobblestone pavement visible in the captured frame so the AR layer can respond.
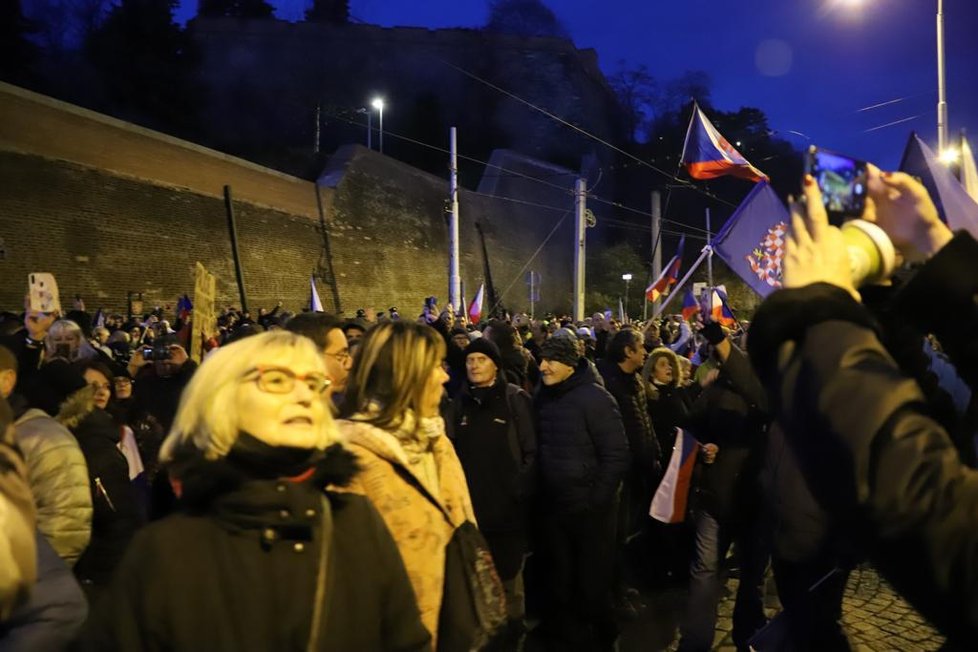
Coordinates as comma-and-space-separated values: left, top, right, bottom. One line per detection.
650, 565, 944, 651
526, 564, 944, 651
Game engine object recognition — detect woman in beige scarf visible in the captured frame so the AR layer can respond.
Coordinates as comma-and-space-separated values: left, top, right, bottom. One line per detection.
338, 321, 477, 646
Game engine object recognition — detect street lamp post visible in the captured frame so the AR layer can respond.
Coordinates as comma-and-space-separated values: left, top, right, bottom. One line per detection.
937, 0, 948, 154
372, 98, 385, 154
622, 273, 632, 323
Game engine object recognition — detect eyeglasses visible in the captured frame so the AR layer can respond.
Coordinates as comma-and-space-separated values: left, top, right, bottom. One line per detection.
324, 349, 351, 363
113, 378, 133, 387
243, 366, 332, 395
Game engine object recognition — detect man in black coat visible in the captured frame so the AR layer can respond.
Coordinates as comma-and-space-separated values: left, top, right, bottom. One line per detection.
535, 336, 630, 651
597, 329, 662, 536
678, 322, 769, 652
449, 338, 536, 648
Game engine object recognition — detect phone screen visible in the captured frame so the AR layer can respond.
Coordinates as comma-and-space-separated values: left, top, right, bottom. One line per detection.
806, 146, 868, 223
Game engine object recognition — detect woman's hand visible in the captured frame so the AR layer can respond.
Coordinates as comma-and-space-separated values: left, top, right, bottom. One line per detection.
864, 165, 952, 263
783, 175, 860, 302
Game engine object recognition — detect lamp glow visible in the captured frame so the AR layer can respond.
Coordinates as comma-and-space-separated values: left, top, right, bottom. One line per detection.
939, 147, 961, 165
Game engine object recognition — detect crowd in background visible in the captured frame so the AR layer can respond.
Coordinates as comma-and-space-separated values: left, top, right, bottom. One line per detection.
1, 166, 977, 651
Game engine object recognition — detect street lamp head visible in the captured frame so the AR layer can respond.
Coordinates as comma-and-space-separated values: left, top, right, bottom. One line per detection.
622, 273, 633, 281
371, 98, 385, 111
939, 146, 961, 165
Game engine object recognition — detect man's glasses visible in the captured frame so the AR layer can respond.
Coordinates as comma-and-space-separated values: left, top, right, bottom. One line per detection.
243, 366, 332, 395
325, 349, 351, 363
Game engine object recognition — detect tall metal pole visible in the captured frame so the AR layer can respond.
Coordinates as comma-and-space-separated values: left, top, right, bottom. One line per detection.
573, 178, 587, 322
367, 112, 372, 150
646, 190, 662, 320
314, 103, 320, 154
705, 207, 714, 287
937, 0, 949, 153
623, 278, 630, 322
223, 185, 248, 313
378, 104, 384, 154
448, 127, 461, 311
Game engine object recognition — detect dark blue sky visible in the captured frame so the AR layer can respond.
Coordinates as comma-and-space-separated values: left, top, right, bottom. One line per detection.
180, 0, 978, 170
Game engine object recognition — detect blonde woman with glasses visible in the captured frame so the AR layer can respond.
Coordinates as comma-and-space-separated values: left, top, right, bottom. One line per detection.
338, 321, 493, 649
85, 331, 430, 651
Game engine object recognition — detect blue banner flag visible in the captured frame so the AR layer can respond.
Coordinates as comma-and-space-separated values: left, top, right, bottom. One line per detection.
681, 104, 768, 183
710, 182, 790, 298
899, 133, 978, 239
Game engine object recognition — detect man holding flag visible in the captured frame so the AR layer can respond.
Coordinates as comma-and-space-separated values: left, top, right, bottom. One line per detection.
677, 320, 770, 651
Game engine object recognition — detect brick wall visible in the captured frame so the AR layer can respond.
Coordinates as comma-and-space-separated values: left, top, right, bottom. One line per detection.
0, 84, 576, 316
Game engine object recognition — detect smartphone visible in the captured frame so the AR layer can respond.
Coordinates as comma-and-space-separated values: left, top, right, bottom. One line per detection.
805, 146, 868, 224
28, 273, 61, 313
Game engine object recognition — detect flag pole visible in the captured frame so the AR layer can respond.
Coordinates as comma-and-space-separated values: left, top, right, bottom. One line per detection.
653, 245, 712, 318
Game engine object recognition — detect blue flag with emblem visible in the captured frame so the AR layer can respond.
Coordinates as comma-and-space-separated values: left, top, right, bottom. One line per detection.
710, 182, 790, 298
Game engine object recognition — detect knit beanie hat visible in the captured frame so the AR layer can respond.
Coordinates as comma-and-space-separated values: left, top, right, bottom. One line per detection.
465, 337, 501, 369
540, 336, 580, 368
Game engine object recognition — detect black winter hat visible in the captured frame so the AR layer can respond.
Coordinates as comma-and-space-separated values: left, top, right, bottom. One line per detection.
464, 337, 501, 369
540, 336, 580, 368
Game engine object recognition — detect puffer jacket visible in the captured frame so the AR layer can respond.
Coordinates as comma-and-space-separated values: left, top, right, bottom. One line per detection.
534, 360, 630, 515
12, 398, 92, 567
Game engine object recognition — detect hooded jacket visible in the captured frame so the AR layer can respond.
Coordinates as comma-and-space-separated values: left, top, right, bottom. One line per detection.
83, 444, 431, 652
534, 360, 630, 514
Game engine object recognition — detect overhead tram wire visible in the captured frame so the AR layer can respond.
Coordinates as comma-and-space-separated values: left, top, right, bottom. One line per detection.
321, 108, 714, 239
435, 57, 738, 210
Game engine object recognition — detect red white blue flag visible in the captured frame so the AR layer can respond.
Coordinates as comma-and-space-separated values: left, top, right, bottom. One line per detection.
468, 283, 485, 323
650, 428, 700, 524
707, 288, 738, 327
681, 104, 768, 183
645, 235, 685, 302
681, 287, 700, 321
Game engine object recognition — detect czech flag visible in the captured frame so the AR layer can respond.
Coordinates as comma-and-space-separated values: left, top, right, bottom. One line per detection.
681, 103, 768, 183
468, 283, 485, 323
650, 428, 700, 524
681, 287, 700, 321
707, 288, 737, 327
645, 235, 685, 302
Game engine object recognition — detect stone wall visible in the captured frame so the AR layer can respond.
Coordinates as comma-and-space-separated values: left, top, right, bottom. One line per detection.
0, 83, 575, 316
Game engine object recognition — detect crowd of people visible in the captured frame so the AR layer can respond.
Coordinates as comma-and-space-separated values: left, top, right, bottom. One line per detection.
0, 164, 976, 651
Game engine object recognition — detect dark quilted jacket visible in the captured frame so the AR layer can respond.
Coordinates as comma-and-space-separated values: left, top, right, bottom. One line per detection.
534, 361, 630, 514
